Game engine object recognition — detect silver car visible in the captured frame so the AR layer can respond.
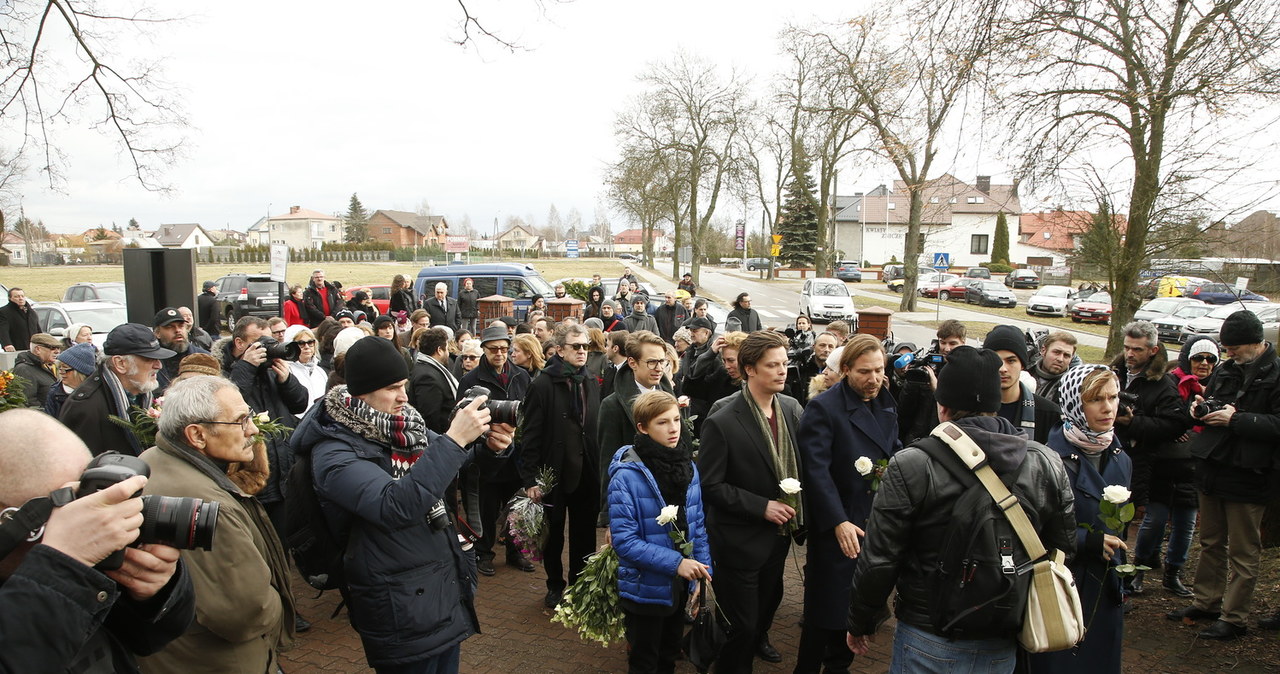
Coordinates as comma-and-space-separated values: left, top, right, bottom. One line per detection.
1154, 304, 1214, 343
1180, 303, 1280, 343
31, 301, 129, 347
1025, 285, 1076, 317
1133, 296, 1205, 323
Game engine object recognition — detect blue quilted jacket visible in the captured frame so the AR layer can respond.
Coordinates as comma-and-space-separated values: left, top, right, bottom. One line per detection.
608, 445, 713, 606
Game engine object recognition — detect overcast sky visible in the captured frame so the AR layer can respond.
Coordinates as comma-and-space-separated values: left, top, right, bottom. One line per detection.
12, 0, 1279, 236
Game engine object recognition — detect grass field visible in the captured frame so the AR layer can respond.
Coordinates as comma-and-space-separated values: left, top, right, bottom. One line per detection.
0, 258, 637, 303
916, 319, 1109, 364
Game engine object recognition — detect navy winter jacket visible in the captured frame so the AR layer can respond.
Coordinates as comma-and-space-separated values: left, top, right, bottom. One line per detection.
294, 402, 480, 668
608, 446, 712, 606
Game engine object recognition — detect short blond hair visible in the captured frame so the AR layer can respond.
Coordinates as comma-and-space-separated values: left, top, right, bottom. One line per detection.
721, 331, 749, 352
633, 390, 679, 428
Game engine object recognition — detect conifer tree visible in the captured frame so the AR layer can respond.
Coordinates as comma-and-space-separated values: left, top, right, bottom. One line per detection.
777, 144, 819, 267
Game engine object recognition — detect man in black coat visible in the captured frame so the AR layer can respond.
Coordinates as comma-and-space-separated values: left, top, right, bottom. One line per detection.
519, 323, 601, 608
60, 324, 175, 457
787, 331, 839, 407
653, 291, 688, 344
684, 330, 746, 436
1169, 310, 1280, 639
458, 325, 533, 576
0, 287, 41, 352
600, 329, 630, 399
0, 410, 195, 673
795, 335, 901, 672
408, 327, 458, 434
698, 331, 804, 670
1109, 321, 1188, 507
197, 281, 221, 337
424, 282, 459, 330
984, 324, 1063, 445
301, 269, 343, 329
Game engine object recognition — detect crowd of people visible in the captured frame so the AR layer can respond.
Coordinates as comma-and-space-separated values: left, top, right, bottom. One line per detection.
1, 269, 1278, 674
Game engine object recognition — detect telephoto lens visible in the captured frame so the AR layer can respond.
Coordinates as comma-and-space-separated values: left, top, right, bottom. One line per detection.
139, 495, 220, 551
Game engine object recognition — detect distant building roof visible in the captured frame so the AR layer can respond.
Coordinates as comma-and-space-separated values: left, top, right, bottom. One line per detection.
372, 210, 447, 237
151, 223, 209, 246
835, 174, 1021, 225
1019, 210, 1123, 252
614, 228, 667, 245
271, 206, 339, 221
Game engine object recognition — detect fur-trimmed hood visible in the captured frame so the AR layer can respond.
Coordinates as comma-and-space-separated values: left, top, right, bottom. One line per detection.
1110, 342, 1169, 381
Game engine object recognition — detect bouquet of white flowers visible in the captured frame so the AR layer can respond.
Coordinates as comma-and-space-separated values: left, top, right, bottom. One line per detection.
506, 466, 558, 562
551, 545, 625, 647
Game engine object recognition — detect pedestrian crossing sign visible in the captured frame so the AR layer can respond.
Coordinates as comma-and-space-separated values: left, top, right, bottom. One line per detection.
933, 253, 950, 269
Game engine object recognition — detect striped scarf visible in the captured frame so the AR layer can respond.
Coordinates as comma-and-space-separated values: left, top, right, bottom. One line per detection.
324, 385, 429, 479
102, 365, 152, 455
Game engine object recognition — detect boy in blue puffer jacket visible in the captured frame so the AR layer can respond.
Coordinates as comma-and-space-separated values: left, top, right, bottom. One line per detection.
609, 390, 713, 674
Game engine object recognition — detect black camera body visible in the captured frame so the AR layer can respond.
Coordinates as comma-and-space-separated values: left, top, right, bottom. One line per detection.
453, 385, 520, 426
1118, 391, 1139, 416
256, 335, 302, 362
1194, 397, 1227, 418
77, 453, 220, 570
900, 348, 946, 385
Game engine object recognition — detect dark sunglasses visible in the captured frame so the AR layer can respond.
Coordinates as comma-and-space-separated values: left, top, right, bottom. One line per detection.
461, 355, 480, 361
1190, 354, 1218, 364
295, 339, 316, 346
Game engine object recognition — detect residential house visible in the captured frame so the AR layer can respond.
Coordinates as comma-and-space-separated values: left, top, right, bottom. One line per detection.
367, 210, 448, 248
612, 228, 671, 255
1, 232, 59, 265
1205, 211, 1280, 262
247, 206, 343, 249
833, 174, 1050, 268
494, 224, 544, 252
152, 223, 216, 249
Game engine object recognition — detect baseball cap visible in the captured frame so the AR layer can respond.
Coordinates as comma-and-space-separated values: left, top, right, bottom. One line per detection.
103, 323, 177, 359
153, 307, 184, 327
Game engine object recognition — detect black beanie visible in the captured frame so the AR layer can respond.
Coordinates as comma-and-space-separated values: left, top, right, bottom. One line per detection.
345, 335, 409, 396
1219, 309, 1263, 347
982, 325, 1027, 367
936, 346, 1002, 413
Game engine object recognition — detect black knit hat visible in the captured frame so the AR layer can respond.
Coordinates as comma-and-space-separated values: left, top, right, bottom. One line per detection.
1219, 309, 1263, 347
936, 346, 1002, 413
345, 336, 409, 396
982, 325, 1027, 367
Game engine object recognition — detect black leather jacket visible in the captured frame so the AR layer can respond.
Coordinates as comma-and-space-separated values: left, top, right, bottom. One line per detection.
846, 416, 1076, 637
1191, 342, 1280, 502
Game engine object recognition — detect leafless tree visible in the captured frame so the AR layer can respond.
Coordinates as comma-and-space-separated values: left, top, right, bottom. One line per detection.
809, 0, 1004, 311
1003, 0, 1280, 350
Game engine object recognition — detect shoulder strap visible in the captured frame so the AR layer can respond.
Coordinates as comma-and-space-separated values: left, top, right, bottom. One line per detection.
929, 422, 1047, 560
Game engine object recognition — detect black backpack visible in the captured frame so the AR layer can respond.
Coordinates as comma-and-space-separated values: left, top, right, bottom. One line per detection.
284, 446, 348, 593
917, 436, 1036, 640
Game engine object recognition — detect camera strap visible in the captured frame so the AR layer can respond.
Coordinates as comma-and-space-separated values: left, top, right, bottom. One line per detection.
0, 487, 75, 559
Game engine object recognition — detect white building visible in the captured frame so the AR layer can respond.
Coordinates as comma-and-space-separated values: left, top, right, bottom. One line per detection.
247, 206, 343, 249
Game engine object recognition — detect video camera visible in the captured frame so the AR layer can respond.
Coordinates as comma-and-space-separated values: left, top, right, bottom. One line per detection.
77, 453, 220, 570
894, 341, 947, 385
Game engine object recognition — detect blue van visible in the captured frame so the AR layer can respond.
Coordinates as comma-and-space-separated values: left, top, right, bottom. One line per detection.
413, 263, 555, 318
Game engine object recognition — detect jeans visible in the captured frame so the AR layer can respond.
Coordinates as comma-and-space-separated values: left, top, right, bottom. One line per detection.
1135, 500, 1197, 568
890, 622, 1015, 674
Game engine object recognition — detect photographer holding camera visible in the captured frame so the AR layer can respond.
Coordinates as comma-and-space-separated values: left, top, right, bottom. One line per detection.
136, 375, 297, 673
0, 410, 194, 673
1168, 310, 1280, 639
295, 335, 514, 672
211, 316, 309, 539
894, 319, 966, 445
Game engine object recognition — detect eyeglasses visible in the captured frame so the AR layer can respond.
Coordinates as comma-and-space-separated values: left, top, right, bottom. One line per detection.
296, 339, 316, 346
484, 346, 509, 354
200, 410, 258, 433
461, 355, 480, 361
641, 358, 666, 370
271, 330, 286, 336
1190, 354, 1219, 364
563, 343, 590, 351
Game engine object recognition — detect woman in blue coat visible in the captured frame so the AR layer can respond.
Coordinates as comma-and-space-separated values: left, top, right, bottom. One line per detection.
795, 334, 900, 673
608, 390, 712, 674
1028, 365, 1133, 673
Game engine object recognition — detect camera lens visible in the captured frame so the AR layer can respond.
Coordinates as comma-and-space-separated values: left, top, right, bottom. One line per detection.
139, 495, 220, 551
487, 399, 521, 426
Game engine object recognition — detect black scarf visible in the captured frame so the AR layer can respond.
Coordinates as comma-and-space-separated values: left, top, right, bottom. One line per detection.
548, 354, 587, 426
632, 432, 693, 517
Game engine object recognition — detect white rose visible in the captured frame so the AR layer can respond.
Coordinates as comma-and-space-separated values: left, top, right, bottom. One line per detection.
257, 411, 271, 424
1102, 485, 1131, 505
656, 504, 679, 526
779, 478, 803, 495
854, 457, 874, 476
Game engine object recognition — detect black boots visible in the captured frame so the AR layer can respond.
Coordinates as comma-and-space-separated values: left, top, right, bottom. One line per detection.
1129, 570, 1145, 595
1163, 565, 1193, 597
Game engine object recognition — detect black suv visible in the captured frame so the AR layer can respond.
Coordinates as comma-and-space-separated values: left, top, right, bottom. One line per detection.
213, 273, 283, 330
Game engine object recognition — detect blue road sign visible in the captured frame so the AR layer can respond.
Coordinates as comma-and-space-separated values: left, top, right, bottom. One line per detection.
566, 239, 579, 259
932, 252, 950, 268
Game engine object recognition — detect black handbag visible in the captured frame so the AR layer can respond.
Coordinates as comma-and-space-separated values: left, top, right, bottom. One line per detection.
686, 579, 730, 671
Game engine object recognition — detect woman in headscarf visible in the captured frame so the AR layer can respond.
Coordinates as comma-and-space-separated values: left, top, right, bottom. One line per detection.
1028, 365, 1132, 673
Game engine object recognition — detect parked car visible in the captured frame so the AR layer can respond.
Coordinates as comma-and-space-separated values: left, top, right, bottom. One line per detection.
1070, 291, 1113, 324
1187, 282, 1269, 305
1154, 304, 1215, 343
914, 273, 961, 297
343, 284, 391, 315
799, 278, 857, 323
31, 301, 128, 347
62, 282, 127, 305
1132, 296, 1205, 322
1004, 269, 1041, 289
1025, 285, 1077, 317
834, 261, 863, 282
414, 263, 555, 320
1182, 303, 1280, 343
743, 257, 780, 272
964, 267, 992, 279
927, 278, 981, 301
883, 264, 935, 282
966, 280, 1019, 308
212, 273, 284, 330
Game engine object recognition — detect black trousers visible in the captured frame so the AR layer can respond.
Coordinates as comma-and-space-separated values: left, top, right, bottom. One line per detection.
794, 623, 855, 673
477, 478, 522, 562
542, 479, 599, 592
624, 607, 684, 674
713, 535, 790, 673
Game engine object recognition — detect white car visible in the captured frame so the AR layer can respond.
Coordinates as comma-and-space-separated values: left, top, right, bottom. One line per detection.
1025, 285, 1077, 317
31, 301, 129, 347
799, 278, 857, 323
1181, 303, 1280, 343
